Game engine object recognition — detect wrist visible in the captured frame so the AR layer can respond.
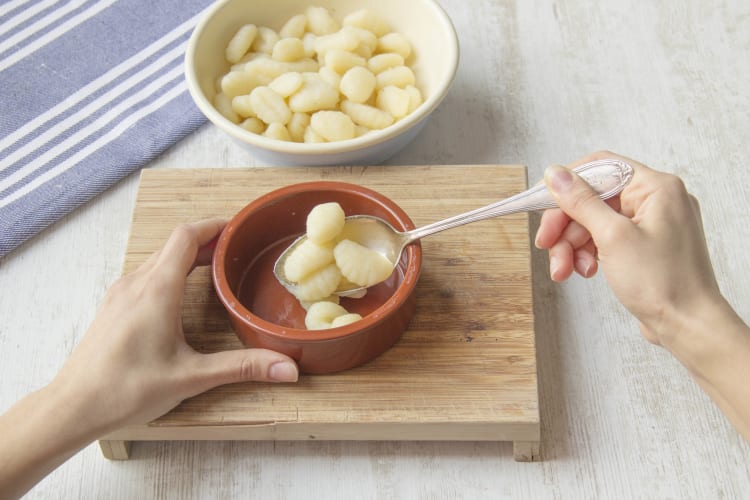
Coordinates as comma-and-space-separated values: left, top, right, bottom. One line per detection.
659, 292, 749, 378
45, 372, 121, 440
0, 381, 106, 498
34, 381, 105, 447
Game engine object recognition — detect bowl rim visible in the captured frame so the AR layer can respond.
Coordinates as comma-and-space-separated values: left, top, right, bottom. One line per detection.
184, 0, 459, 156
212, 181, 423, 342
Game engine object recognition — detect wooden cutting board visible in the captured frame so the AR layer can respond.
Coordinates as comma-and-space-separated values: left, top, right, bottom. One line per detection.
99, 165, 540, 462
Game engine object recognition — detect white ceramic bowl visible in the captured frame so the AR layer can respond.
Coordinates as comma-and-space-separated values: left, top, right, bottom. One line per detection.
185, 0, 459, 165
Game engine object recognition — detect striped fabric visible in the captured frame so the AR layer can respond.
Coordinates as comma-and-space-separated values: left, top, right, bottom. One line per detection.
0, 0, 213, 258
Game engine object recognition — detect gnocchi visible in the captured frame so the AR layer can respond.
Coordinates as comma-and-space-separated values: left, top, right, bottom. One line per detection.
314, 30, 359, 56
272, 37, 305, 62
343, 8, 390, 37
221, 70, 268, 99
231, 94, 255, 117
310, 110, 356, 141
376, 85, 410, 118
377, 32, 412, 59
303, 125, 326, 143
287, 112, 311, 142
318, 65, 342, 88
336, 276, 368, 298
249, 86, 291, 125
217, 6, 423, 142
268, 72, 304, 97
214, 92, 239, 122
304, 301, 349, 330
301, 32, 317, 57
283, 239, 335, 283
340, 100, 393, 129
375, 65, 415, 90
306, 201, 345, 243
288, 76, 339, 113
305, 5, 340, 35
367, 53, 404, 74
331, 313, 364, 328
226, 24, 258, 63
263, 123, 291, 141
239, 117, 265, 134
343, 27, 378, 55
290, 262, 342, 302
280, 201, 400, 330
333, 239, 394, 288
280, 14, 307, 39
340, 66, 376, 103
280, 201, 401, 330
244, 57, 318, 81
251, 26, 280, 54
405, 84, 423, 113
324, 49, 366, 75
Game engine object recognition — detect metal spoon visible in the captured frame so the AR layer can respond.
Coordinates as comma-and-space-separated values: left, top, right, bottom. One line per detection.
274, 158, 634, 297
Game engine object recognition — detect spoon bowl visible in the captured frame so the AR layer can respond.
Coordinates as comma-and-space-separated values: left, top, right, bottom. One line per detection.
274, 158, 634, 296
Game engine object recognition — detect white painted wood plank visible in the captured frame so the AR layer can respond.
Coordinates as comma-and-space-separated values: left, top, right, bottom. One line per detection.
2, 0, 749, 498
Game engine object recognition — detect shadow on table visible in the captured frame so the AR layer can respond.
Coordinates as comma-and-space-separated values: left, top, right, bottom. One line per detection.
129, 439, 519, 463
528, 212, 573, 461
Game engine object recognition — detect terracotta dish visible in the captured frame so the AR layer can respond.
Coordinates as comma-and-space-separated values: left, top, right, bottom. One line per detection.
212, 181, 422, 373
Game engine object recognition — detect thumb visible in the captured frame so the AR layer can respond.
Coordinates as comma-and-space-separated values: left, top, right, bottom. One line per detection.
190, 348, 299, 392
544, 165, 618, 238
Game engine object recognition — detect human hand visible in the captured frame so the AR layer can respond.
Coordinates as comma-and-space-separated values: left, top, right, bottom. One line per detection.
50, 219, 299, 434
535, 151, 722, 346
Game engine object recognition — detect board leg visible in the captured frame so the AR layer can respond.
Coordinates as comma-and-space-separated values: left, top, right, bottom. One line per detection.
99, 440, 132, 460
513, 440, 540, 462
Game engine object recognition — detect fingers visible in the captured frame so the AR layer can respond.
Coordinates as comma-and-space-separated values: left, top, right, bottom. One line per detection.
547, 235, 598, 281
535, 209, 570, 249
194, 235, 221, 268
574, 151, 667, 219
548, 239, 574, 281
537, 152, 645, 281
543, 165, 621, 240
134, 219, 227, 278
157, 218, 226, 271
146, 219, 226, 289
187, 349, 299, 394
574, 240, 598, 278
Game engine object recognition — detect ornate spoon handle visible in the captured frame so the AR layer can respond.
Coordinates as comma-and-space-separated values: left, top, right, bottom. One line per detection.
403, 159, 634, 243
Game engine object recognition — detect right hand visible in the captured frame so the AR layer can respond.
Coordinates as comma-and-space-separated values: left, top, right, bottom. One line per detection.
535, 151, 722, 346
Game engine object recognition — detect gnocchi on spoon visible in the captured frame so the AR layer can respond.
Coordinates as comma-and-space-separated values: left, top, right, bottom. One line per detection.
274, 158, 634, 298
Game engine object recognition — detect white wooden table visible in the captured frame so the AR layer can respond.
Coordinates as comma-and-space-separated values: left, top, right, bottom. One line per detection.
2, 1, 749, 497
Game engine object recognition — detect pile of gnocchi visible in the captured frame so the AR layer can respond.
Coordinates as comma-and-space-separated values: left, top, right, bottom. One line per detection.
214, 6, 423, 143
282, 202, 394, 330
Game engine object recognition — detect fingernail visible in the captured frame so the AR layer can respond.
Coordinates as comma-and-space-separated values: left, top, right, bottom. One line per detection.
269, 361, 298, 382
534, 231, 542, 249
576, 257, 592, 277
545, 165, 574, 193
549, 256, 559, 278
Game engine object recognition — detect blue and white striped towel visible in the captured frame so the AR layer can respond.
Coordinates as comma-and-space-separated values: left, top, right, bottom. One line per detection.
0, 0, 213, 258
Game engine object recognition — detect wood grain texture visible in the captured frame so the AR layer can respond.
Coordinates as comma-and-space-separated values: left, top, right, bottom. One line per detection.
1, 0, 749, 498
101, 166, 539, 450
98, 441, 131, 461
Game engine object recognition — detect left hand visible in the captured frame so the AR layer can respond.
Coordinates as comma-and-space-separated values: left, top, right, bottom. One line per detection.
50, 219, 299, 433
